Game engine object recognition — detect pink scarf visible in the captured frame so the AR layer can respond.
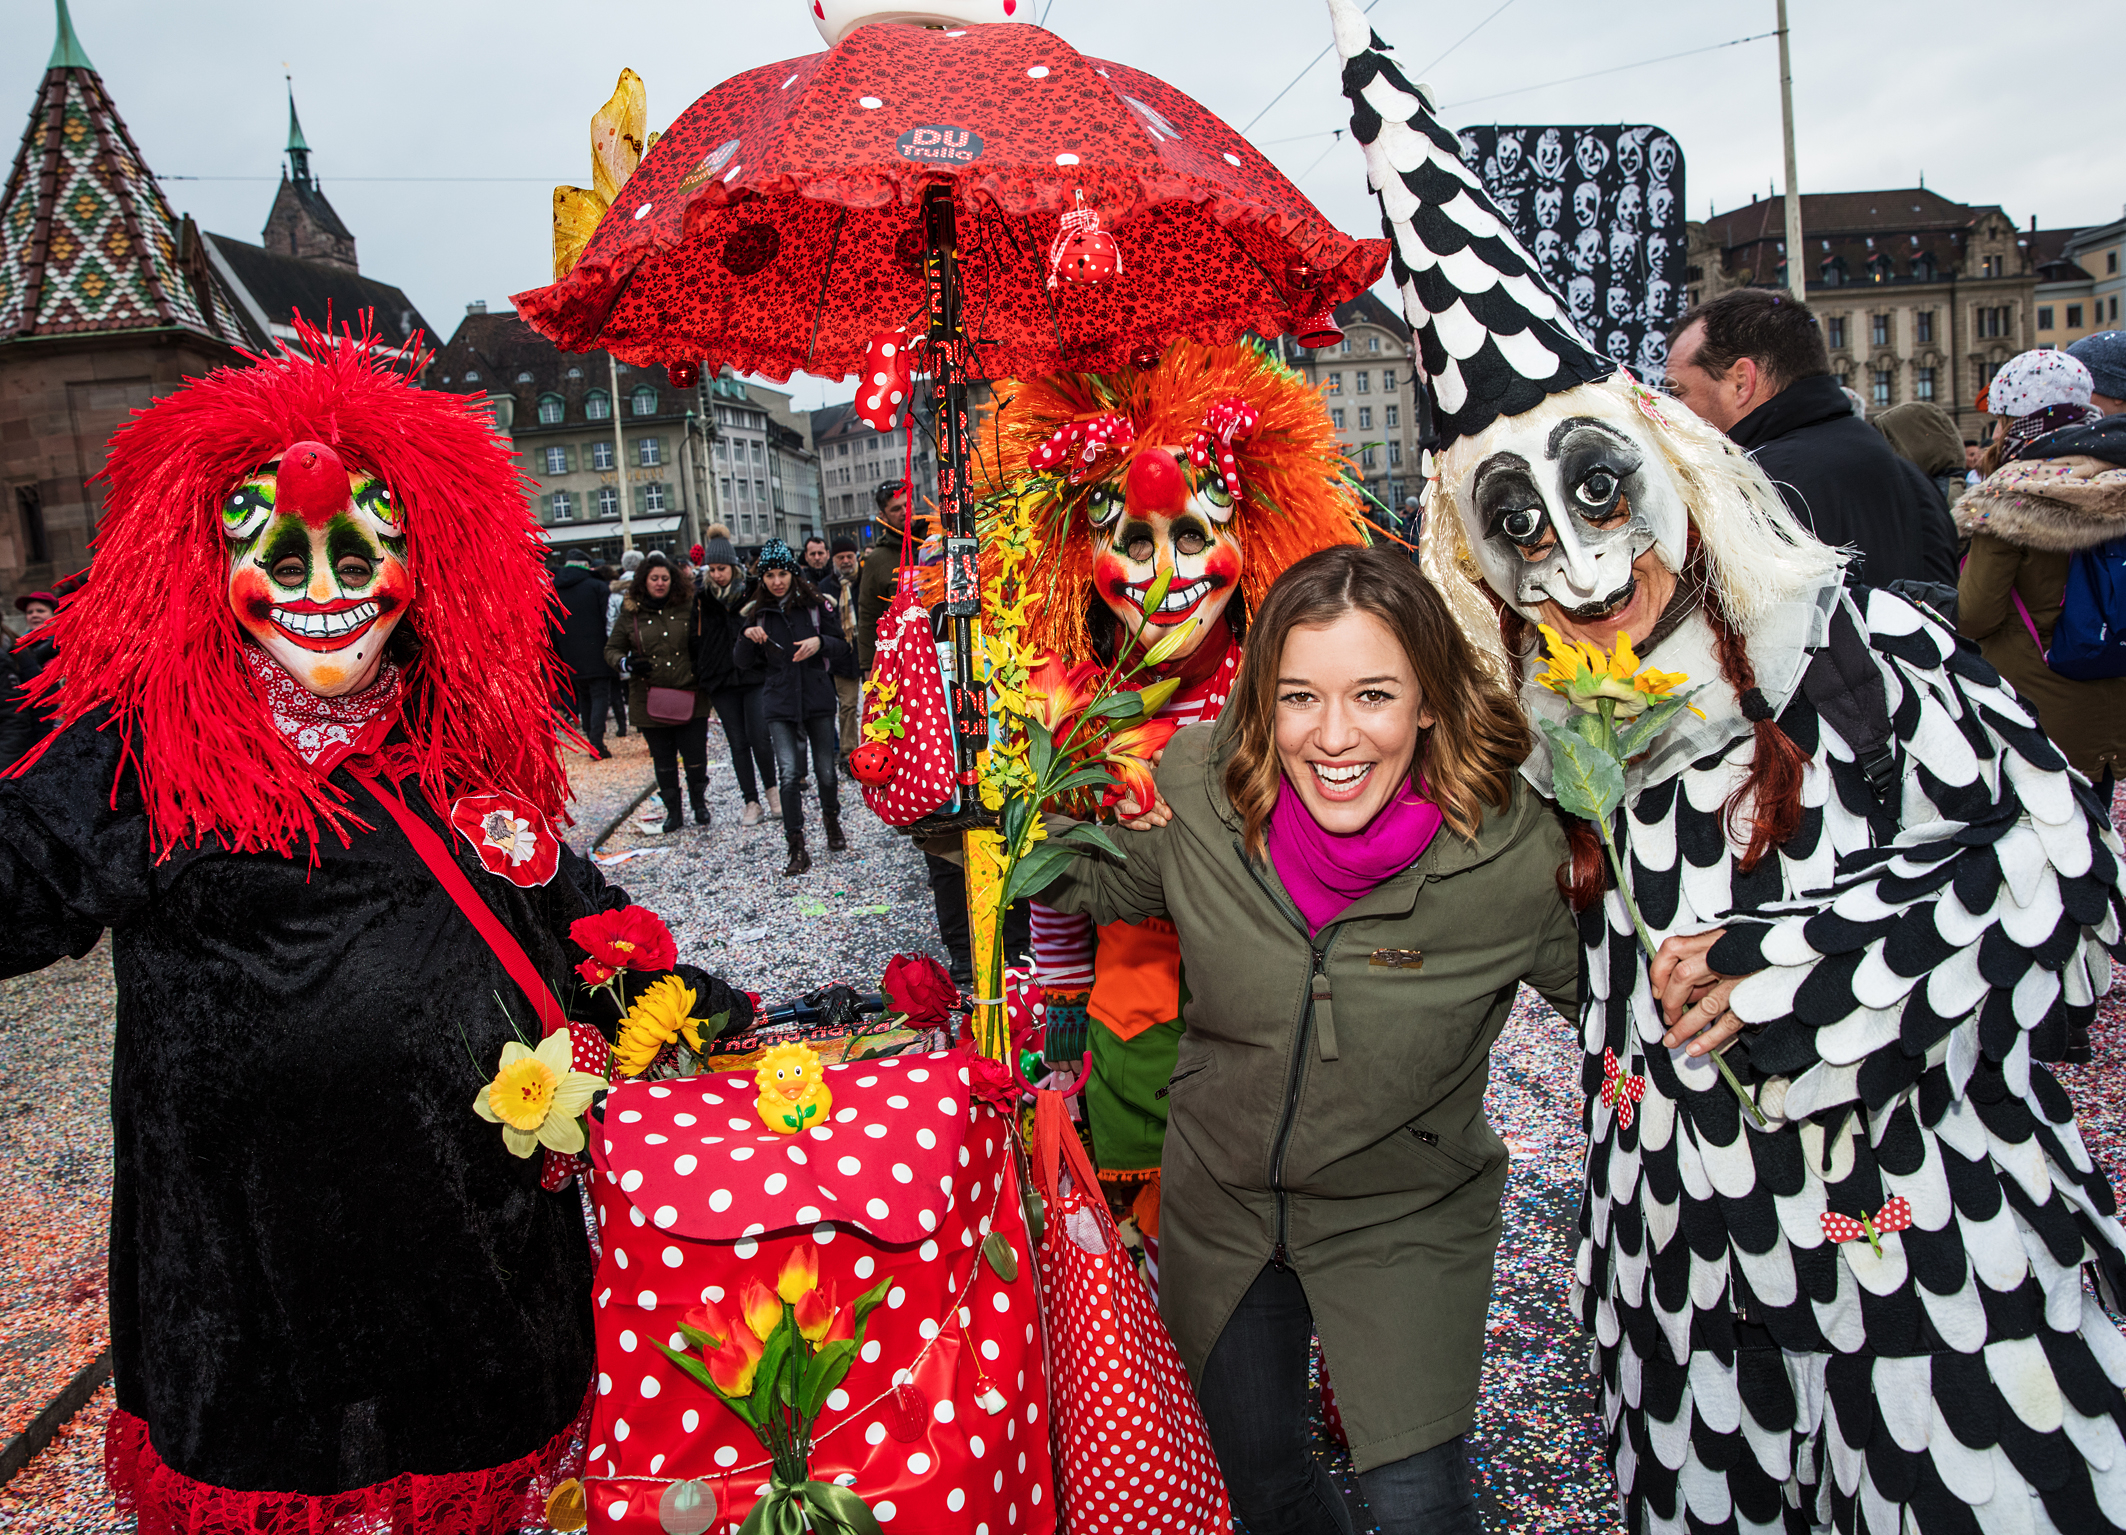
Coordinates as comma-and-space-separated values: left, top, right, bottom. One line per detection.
1266, 772, 1443, 935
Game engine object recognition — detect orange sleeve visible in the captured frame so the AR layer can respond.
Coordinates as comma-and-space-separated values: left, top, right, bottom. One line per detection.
1086, 916, 1183, 1042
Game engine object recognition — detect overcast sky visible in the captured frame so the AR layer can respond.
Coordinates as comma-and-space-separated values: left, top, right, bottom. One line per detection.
7, 0, 2115, 410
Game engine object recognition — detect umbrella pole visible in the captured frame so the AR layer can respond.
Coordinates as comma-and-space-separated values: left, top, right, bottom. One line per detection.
920, 185, 1009, 1061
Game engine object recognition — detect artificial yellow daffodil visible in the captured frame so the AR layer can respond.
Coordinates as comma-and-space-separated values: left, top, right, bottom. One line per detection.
473, 1031, 606, 1158
1535, 624, 1697, 719
613, 974, 696, 1077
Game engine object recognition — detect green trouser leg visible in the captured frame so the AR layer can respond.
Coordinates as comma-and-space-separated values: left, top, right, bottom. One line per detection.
1084, 1015, 1184, 1177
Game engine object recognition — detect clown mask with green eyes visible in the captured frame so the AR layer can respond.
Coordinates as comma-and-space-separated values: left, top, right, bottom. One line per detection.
1087, 446, 1244, 664
222, 440, 411, 696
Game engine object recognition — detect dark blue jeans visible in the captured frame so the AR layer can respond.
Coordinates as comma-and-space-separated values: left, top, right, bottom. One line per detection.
768, 715, 841, 836
1199, 1262, 1481, 1535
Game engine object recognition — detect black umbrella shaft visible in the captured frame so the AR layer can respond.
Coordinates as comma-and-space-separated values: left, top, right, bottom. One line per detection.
923, 185, 983, 790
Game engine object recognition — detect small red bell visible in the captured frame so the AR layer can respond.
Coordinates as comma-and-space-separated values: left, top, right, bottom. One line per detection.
1293, 304, 1344, 349
856, 331, 913, 432
1047, 190, 1121, 290
667, 361, 700, 389
849, 740, 896, 786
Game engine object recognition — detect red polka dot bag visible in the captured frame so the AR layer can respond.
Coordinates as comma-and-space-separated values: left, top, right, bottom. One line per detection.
1028, 1090, 1232, 1535
582, 1047, 1055, 1533
854, 585, 957, 827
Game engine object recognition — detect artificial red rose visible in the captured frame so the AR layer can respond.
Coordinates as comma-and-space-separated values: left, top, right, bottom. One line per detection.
575, 956, 618, 988
881, 953, 960, 1024
570, 905, 677, 974
963, 1051, 1022, 1114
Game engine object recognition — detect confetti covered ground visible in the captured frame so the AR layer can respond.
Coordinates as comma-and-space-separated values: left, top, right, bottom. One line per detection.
3, 782, 2122, 1533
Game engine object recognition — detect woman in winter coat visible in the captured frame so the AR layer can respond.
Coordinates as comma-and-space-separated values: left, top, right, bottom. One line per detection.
604, 552, 710, 834
1958, 350, 2126, 796
1040, 547, 1580, 1535
733, 540, 852, 876
694, 526, 777, 827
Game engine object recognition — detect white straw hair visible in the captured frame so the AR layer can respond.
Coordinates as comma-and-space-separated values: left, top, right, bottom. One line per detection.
1421, 374, 1848, 683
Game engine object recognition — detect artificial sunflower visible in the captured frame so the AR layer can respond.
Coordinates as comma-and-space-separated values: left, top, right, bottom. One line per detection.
1535, 625, 1695, 719
473, 1031, 606, 1158
613, 973, 697, 1076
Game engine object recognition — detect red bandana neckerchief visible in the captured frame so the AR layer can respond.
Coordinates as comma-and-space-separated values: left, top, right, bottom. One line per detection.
240, 645, 405, 776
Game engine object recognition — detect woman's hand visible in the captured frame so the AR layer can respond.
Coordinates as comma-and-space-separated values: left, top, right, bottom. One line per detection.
1650, 928, 1750, 1057
744, 625, 769, 645
791, 636, 821, 662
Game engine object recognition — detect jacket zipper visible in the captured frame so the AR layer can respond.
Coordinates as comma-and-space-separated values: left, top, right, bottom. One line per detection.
1239, 841, 1331, 1271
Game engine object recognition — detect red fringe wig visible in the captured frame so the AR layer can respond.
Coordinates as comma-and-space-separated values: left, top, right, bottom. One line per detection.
9, 320, 571, 860
975, 340, 1369, 660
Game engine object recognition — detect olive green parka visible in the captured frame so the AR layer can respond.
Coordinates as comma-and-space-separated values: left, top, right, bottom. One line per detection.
604, 593, 709, 723
1041, 723, 1579, 1472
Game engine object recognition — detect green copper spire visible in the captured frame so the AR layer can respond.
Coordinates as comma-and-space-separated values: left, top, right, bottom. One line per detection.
49, 0, 95, 70
286, 82, 311, 182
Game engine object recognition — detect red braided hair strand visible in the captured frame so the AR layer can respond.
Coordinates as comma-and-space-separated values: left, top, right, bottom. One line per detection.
1701, 595, 1808, 873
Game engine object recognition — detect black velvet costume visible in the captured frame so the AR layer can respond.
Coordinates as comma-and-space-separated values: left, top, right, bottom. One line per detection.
0, 715, 624, 1497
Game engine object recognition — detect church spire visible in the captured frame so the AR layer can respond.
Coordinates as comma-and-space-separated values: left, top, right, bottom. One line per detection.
49, 0, 94, 70
285, 80, 311, 185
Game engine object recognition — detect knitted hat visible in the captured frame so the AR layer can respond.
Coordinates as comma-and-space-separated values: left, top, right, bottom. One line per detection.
699, 523, 739, 568
1328, 0, 1612, 450
830, 535, 858, 554
756, 538, 800, 573
1988, 349, 2093, 419
2066, 331, 2126, 401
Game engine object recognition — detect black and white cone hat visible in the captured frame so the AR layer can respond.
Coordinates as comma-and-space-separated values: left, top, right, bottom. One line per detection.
1327, 0, 1615, 450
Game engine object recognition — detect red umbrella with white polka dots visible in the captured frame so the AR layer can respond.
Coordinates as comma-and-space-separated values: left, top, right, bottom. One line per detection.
511, 21, 1388, 382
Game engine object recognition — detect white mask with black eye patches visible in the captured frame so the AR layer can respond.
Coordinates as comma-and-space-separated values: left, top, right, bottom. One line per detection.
1454, 413, 1688, 621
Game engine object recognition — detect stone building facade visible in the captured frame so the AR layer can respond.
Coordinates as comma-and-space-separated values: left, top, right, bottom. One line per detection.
1268, 290, 1424, 518
809, 398, 940, 550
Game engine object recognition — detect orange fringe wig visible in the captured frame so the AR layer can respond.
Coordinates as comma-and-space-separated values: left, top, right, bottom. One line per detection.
975, 340, 1370, 661
9, 318, 573, 861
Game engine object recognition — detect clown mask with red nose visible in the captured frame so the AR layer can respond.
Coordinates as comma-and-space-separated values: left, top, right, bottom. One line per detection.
223, 440, 412, 696
1087, 445, 1242, 664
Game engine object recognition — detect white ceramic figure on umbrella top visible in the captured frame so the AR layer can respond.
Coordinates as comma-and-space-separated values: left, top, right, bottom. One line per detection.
809, 0, 1029, 45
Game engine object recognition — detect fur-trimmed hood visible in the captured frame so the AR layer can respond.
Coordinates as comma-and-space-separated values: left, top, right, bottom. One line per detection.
1958, 453, 2126, 552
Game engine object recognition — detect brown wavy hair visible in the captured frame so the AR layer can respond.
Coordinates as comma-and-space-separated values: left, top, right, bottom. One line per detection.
1222, 546, 1533, 859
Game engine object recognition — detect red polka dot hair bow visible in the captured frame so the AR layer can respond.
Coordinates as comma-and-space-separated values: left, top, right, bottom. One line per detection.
1027, 411, 1136, 483
1600, 1048, 1645, 1128
1821, 1196, 1913, 1257
1186, 395, 1259, 509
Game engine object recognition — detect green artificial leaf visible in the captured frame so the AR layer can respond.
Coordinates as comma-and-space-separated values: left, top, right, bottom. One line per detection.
1612, 687, 1706, 759
652, 1339, 761, 1429
848, 1275, 895, 1330
1002, 842, 1078, 906
1025, 718, 1054, 785
1540, 716, 1627, 824
1047, 764, 1123, 798
675, 1319, 722, 1353
1078, 690, 1147, 723
797, 1338, 859, 1419
1000, 793, 1031, 853
981, 1230, 1019, 1283
1062, 822, 1124, 859
754, 1327, 796, 1409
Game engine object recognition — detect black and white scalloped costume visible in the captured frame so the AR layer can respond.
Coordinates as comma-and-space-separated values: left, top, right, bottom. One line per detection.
1524, 573, 2126, 1534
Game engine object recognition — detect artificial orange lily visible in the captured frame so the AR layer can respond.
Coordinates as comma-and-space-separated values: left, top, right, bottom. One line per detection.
1021, 654, 1105, 737
740, 1278, 783, 1342
793, 1283, 839, 1344
1096, 713, 1184, 811
706, 1324, 765, 1398
776, 1246, 820, 1304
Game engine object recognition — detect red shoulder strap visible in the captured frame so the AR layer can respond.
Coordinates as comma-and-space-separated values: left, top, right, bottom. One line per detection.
355, 772, 570, 1037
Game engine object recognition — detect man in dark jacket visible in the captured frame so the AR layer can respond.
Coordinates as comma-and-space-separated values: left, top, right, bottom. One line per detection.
854, 480, 919, 675
550, 555, 616, 758
1666, 289, 1958, 589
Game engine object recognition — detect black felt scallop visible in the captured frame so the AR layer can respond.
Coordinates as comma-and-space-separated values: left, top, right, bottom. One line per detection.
1900, 1223, 1971, 1297
1930, 1351, 2001, 1448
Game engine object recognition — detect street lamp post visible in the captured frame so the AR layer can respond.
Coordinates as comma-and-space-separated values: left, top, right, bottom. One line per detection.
1775, 0, 1806, 305
609, 350, 634, 553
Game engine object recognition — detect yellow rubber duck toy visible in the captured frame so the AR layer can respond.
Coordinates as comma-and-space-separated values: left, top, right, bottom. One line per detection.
754, 1042, 832, 1134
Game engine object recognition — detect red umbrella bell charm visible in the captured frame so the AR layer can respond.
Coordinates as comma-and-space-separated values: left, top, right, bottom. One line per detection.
1048, 190, 1120, 289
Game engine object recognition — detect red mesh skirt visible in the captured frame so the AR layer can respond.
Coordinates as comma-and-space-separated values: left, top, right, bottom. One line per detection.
105, 1386, 592, 1535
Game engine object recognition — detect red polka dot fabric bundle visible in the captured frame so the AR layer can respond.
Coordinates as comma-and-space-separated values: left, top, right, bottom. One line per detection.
583, 1048, 1055, 1533
1028, 1092, 1232, 1535
857, 587, 957, 827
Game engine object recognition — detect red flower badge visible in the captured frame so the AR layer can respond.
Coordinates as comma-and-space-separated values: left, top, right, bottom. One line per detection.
449, 793, 561, 888
881, 952, 959, 1025
570, 905, 679, 984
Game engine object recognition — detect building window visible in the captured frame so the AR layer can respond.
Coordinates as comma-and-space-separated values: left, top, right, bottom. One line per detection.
1356, 372, 1370, 393
1338, 339, 1351, 354
1388, 440, 1402, 466
585, 390, 611, 420
550, 491, 573, 522
1385, 404, 1399, 428
543, 445, 569, 475
751, 442, 764, 464
1915, 311, 1934, 344
464, 370, 480, 383
2067, 304, 2085, 329
721, 478, 733, 506
642, 483, 666, 513
2038, 306, 2055, 331
590, 440, 615, 471
1981, 254, 2001, 278
1827, 316, 1846, 349
567, 367, 583, 379
1915, 367, 1936, 402
1368, 336, 1381, 351
1871, 314, 1890, 347
1330, 408, 1346, 429
597, 486, 619, 519
1871, 368, 1892, 407
1358, 406, 1373, 429
631, 387, 658, 417
755, 479, 766, 505
537, 395, 565, 426
2112, 296, 2120, 322
1820, 258, 1845, 286
2110, 251, 2120, 275
836, 442, 848, 457
1327, 373, 1342, 394
1912, 254, 1936, 282
1360, 446, 1377, 470
1383, 369, 1396, 392
1975, 306, 2007, 339
1833, 370, 1850, 390
639, 438, 662, 467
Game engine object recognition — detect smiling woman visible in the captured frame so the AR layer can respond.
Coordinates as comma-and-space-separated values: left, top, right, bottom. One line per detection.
1036, 546, 1579, 1535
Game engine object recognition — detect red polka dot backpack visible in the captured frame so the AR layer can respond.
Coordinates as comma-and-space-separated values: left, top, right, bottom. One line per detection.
853, 571, 958, 827
581, 1047, 1054, 1532
1027, 1089, 1233, 1535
